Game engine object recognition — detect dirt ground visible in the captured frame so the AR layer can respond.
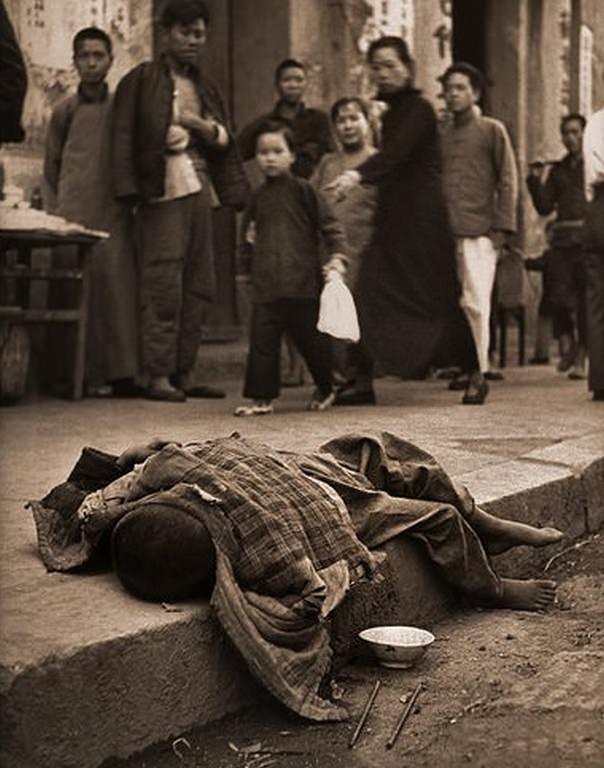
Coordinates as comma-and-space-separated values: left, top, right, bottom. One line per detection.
105, 533, 604, 768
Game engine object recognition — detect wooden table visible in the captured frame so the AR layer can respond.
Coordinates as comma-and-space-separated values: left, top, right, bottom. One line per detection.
0, 228, 103, 399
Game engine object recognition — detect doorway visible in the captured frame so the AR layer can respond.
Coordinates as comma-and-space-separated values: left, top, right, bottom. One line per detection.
451, 0, 489, 111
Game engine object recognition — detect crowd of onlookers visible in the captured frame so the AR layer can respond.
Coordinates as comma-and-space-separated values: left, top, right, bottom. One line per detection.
2, 0, 603, 409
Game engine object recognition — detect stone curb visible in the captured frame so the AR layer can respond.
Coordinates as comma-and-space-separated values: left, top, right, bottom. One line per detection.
1, 432, 602, 768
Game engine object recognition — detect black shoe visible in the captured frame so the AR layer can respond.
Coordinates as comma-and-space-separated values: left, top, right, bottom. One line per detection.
145, 387, 186, 402
334, 388, 377, 406
529, 356, 550, 365
448, 375, 469, 391
462, 375, 489, 405
435, 366, 462, 381
182, 384, 226, 398
484, 370, 504, 381
593, 390, 604, 401
110, 378, 146, 398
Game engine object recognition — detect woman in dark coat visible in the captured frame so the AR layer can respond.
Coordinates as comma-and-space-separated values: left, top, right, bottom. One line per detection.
328, 36, 475, 396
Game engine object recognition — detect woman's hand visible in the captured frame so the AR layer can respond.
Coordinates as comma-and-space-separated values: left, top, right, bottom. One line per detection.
324, 170, 361, 201
323, 254, 348, 279
116, 437, 182, 469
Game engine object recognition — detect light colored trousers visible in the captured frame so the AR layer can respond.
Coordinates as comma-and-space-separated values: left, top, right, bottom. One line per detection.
456, 236, 498, 373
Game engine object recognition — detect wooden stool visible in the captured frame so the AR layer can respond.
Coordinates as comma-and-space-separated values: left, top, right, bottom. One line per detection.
0, 229, 100, 400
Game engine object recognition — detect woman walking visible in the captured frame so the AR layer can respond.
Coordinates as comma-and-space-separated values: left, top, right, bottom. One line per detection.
328, 36, 475, 389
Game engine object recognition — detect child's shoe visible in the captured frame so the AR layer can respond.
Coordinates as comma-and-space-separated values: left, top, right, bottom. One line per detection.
234, 402, 274, 417
308, 389, 335, 411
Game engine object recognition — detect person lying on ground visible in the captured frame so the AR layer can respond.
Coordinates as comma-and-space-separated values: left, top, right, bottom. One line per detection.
30, 431, 563, 721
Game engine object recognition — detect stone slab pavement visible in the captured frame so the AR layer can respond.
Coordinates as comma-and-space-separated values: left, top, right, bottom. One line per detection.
0, 364, 602, 768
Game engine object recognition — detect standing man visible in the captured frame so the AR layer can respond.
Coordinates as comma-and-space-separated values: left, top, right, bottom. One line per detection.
583, 101, 604, 401
441, 62, 518, 404
526, 114, 588, 379
44, 27, 140, 398
238, 58, 334, 181
112, 0, 248, 402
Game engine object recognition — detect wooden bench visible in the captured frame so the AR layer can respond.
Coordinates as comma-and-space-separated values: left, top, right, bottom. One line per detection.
0, 229, 101, 399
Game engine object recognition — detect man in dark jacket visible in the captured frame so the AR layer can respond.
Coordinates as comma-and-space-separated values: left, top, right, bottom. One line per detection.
112, 0, 248, 402
237, 58, 334, 181
526, 114, 588, 379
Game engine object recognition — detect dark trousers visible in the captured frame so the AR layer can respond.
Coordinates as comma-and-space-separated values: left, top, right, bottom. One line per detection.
136, 190, 214, 378
584, 188, 604, 392
548, 246, 587, 345
244, 299, 332, 400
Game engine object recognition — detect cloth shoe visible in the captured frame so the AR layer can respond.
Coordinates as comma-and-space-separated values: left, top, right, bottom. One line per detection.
308, 390, 335, 411
182, 384, 226, 398
568, 367, 586, 380
145, 387, 186, 402
448, 374, 469, 391
334, 388, 377, 406
234, 403, 274, 416
86, 384, 113, 398
462, 373, 489, 405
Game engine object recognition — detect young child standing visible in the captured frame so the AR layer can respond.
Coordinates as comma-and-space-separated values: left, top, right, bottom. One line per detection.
235, 121, 348, 416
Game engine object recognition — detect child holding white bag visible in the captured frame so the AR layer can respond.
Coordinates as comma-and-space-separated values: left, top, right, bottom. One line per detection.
235, 121, 348, 416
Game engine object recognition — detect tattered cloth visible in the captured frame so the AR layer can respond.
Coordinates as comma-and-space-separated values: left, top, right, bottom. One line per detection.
30, 432, 494, 721
31, 435, 381, 720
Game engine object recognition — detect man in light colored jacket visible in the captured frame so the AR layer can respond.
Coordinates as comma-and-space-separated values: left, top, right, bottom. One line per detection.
441, 62, 518, 404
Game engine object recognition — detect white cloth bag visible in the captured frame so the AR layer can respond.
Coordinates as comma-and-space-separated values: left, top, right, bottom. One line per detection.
317, 272, 360, 342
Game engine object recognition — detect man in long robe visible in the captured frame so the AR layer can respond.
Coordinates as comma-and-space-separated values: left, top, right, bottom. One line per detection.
44, 27, 139, 397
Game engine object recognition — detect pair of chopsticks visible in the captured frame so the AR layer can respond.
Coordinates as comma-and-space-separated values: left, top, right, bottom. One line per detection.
348, 680, 423, 750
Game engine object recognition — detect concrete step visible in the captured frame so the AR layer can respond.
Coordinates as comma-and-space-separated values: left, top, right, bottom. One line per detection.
1, 419, 602, 768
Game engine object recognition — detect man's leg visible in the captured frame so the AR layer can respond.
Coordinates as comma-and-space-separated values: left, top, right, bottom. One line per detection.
569, 248, 588, 378
403, 502, 557, 610
583, 188, 604, 398
468, 505, 563, 555
176, 190, 224, 397
136, 199, 187, 400
456, 237, 498, 403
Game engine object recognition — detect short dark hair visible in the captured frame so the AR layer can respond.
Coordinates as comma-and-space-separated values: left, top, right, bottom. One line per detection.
560, 112, 586, 131
330, 96, 370, 123
254, 119, 295, 151
160, 0, 210, 29
367, 36, 413, 66
274, 58, 305, 84
73, 27, 112, 56
442, 62, 486, 94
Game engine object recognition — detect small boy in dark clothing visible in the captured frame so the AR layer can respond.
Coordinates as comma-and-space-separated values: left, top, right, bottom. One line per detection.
235, 121, 348, 416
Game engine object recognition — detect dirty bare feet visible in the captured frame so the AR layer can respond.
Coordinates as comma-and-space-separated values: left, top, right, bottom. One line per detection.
472, 509, 564, 555
485, 523, 564, 555
498, 578, 557, 611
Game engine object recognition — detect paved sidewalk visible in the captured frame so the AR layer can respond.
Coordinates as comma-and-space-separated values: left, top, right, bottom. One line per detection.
1, 365, 602, 768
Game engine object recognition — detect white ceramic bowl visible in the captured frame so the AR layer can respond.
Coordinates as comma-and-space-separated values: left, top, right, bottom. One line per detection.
359, 625, 435, 669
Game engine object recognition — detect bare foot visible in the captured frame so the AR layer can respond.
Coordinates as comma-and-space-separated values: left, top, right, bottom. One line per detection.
498, 578, 557, 611
479, 517, 564, 555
